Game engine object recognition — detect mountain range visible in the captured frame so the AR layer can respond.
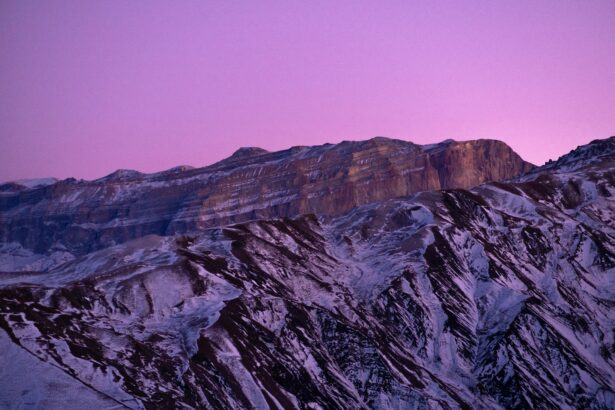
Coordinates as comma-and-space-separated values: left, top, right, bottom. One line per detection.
0, 136, 613, 409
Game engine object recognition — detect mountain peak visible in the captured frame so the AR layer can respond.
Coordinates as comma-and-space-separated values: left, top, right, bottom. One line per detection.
230, 146, 269, 159
98, 169, 144, 182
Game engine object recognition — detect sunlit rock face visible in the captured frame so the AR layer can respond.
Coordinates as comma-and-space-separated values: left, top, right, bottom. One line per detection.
1, 137, 614, 409
0, 137, 532, 254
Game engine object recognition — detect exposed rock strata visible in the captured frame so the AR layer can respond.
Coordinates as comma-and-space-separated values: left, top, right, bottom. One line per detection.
0, 137, 533, 254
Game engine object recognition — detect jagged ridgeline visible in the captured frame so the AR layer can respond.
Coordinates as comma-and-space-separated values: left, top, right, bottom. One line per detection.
0, 137, 614, 409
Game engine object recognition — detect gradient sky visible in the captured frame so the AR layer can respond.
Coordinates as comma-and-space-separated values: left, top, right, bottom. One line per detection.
1, 1, 614, 181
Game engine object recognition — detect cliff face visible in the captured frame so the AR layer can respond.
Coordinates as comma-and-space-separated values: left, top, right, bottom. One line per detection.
0, 137, 533, 254
427, 139, 535, 188
0, 137, 613, 409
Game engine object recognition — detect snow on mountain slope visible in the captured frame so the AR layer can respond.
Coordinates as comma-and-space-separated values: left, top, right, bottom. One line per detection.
0, 137, 613, 409
0, 329, 129, 409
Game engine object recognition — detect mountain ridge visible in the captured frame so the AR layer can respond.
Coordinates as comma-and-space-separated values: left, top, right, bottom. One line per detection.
2, 136, 528, 187
0, 136, 533, 255
0, 136, 613, 409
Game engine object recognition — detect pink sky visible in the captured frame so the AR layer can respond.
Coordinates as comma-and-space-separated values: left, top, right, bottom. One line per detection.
1, 1, 614, 181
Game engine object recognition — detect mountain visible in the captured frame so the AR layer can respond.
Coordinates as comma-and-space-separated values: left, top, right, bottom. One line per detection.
0, 137, 532, 255
1, 137, 614, 409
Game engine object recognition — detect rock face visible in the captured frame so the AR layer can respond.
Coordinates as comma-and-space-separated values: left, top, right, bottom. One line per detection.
1, 137, 614, 409
0, 137, 533, 254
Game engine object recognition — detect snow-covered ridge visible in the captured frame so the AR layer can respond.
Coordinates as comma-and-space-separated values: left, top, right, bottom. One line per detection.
527, 136, 615, 174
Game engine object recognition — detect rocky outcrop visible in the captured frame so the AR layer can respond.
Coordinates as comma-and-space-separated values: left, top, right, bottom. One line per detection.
0, 137, 612, 409
0, 137, 533, 254
426, 139, 535, 188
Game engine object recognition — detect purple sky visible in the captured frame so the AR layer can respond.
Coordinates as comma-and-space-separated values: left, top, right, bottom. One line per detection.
1, 1, 614, 181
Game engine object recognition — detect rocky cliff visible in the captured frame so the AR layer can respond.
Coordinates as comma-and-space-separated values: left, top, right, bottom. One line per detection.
0, 137, 533, 255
